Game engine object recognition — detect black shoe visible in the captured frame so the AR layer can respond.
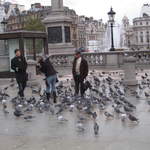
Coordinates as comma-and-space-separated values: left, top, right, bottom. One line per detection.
18, 91, 24, 98
46, 93, 51, 102
53, 92, 57, 103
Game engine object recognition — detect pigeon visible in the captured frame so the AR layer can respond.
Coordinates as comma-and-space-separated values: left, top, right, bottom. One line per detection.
2, 99, 7, 106
3, 105, 9, 114
121, 113, 127, 122
113, 105, 123, 114
128, 114, 139, 123
14, 105, 24, 117
91, 112, 97, 120
147, 100, 150, 106
2, 100, 9, 113
104, 111, 114, 119
24, 104, 34, 112
99, 104, 106, 111
57, 115, 68, 122
76, 121, 85, 132
93, 122, 99, 135
14, 110, 24, 117
124, 105, 134, 113
145, 92, 150, 98
24, 115, 35, 121
10, 83, 15, 87
69, 104, 75, 112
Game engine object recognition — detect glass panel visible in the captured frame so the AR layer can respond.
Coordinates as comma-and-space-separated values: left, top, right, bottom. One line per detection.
8, 39, 19, 72
24, 38, 34, 60
48, 26, 62, 43
0, 40, 8, 55
35, 39, 44, 56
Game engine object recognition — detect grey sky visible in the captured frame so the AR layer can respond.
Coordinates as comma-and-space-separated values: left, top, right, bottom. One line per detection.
13, 0, 150, 23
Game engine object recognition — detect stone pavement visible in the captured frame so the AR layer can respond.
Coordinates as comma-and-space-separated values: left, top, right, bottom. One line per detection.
0, 72, 150, 150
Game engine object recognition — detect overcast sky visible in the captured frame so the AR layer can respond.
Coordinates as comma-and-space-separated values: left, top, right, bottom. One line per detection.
9, 0, 150, 23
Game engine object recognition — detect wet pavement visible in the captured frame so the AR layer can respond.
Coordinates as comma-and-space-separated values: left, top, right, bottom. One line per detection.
0, 73, 150, 150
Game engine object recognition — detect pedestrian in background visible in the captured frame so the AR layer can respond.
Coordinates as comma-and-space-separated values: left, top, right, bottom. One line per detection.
37, 56, 58, 103
11, 49, 28, 98
72, 50, 89, 97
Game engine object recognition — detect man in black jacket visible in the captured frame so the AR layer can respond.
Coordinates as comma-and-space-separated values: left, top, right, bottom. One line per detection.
37, 57, 58, 103
72, 50, 89, 97
11, 49, 28, 97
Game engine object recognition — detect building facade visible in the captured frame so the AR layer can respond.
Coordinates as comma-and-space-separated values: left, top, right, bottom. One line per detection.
122, 4, 150, 50
132, 16, 150, 50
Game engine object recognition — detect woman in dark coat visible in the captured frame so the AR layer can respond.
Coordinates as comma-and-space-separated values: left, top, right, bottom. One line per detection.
72, 51, 89, 97
37, 57, 57, 103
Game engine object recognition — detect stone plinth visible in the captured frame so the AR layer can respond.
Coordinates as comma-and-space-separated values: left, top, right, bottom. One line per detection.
42, 0, 75, 54
27, 60, 39, 86
123, 56, 138, 86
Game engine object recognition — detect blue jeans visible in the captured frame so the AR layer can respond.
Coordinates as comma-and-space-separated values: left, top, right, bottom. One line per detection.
46, 74, 57, 94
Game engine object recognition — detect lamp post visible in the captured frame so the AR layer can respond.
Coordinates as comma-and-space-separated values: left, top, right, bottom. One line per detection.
108, 7, 116, 51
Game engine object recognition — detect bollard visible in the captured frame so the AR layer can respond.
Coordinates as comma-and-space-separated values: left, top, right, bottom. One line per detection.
123, 56, 138, 86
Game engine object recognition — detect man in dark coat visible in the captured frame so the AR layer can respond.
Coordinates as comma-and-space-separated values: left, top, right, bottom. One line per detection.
72, 50, 89, 97
11, 49, 28, 97
37, 56, 58, 103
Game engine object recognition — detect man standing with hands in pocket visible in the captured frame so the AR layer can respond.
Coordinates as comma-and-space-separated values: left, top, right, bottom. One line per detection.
72, 50, 89, 97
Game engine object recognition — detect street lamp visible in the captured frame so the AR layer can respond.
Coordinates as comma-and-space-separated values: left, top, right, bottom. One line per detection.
108, 7, 116, 51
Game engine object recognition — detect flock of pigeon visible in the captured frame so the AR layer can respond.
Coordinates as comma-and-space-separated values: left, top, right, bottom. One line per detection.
0, 70, 150, 136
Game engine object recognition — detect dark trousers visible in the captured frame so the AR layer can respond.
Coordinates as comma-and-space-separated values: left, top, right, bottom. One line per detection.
16, 73, 27, 97
74, 75, 85, 96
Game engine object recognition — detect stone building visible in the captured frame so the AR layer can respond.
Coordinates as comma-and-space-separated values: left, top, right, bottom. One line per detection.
0, 1, 25, 32
6, 3, 51, 31
122, 4, 150, 50
120, 16, 134, 49
132, 12, 150, 50
6, 1, 106, 53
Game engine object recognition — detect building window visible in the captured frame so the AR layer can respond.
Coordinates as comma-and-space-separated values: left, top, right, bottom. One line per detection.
146, 22, 149, 25
140, 32, 143, 43
48, 26, 62, 43
147, 31, 149, 43
136, 36, 139, 43
65, 26, 71, 43
147, 36, 149, 43
140, 22, 143, 25
140, 36, 143, 43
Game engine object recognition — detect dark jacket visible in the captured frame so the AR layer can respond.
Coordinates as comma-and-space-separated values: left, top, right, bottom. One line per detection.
38, 58, 57, 77
11, 56, 27, 74
72, 57, 88, 80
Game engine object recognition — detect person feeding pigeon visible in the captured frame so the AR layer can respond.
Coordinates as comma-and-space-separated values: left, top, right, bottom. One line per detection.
72, 49, 89, 97
37, 56, 58, 103
11, 49, 28, 98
